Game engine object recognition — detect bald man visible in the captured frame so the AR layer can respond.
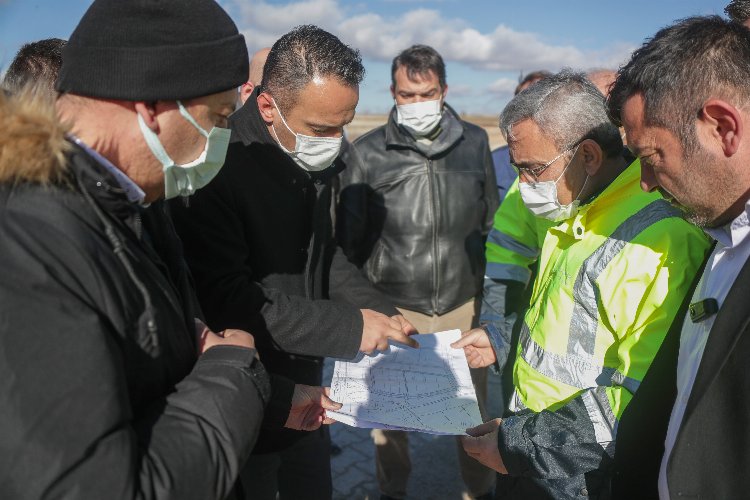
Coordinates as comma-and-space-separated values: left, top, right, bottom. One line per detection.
240, 47, 271, 104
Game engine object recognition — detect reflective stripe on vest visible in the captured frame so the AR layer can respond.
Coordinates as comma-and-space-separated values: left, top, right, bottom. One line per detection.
568, 199, 681, 357
511, 199, 681, 418
488, 228, 540, 259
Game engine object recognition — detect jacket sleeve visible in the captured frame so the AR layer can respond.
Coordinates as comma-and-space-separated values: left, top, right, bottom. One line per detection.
170, 173, 363, 361
480, 131, 500, 237
328, 244, 400, 316
496, 218, 710, 479
0, 215, 270, 500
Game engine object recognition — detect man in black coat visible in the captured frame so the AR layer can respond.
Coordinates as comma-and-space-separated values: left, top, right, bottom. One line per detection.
169, 25, 417, 500
607, 15, 750, 499
0, 2, 336, 499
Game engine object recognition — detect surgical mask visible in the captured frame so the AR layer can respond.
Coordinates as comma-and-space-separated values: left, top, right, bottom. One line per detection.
396, 98, 443, 136
518, 146, 588, 222
138, 101, 231, 199
270, 98, 342, 172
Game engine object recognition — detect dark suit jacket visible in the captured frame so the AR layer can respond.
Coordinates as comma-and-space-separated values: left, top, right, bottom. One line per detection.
613, 249, 750, 499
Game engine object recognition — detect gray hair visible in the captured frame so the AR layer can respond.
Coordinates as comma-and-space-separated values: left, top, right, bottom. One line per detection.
500, 70, 623, 158
726, 0, 750, 23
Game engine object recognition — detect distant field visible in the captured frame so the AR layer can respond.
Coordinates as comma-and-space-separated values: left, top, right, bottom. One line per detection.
346, 114, 506, 150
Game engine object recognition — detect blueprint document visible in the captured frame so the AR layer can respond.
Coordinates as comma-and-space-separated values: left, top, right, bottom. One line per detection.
329, 329, 482, 435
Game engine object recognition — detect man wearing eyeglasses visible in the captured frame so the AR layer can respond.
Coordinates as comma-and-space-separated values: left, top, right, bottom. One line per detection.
452, 71, 709, 499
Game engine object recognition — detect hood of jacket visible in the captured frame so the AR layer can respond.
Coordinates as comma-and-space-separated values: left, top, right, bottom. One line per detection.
0, 91, 70, 185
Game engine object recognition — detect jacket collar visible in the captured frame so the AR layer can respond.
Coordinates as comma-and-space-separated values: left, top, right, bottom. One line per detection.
384, 102, 465, 158
67, 141, 143, 229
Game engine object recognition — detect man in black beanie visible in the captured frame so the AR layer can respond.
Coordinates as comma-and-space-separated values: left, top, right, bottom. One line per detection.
0, 2, 339, 499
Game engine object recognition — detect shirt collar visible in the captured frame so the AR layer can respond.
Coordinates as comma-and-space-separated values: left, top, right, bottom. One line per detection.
69, 134, 146, 204
704, 198, 750, 249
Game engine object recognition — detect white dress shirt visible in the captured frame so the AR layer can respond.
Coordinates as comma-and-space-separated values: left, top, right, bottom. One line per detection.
658, 200, 750, 499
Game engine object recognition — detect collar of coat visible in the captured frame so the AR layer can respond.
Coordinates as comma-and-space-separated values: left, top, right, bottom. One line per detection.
385, 102, 466, 158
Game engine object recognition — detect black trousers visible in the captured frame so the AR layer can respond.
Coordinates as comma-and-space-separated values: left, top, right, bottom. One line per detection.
239, 426, 332, 500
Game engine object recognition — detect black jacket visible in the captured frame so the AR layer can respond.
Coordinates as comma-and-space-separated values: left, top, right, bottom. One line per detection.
0, 97, 277, 499
337, 105, 499, 315
169, 93, 398, 451
613, 246, 750, 499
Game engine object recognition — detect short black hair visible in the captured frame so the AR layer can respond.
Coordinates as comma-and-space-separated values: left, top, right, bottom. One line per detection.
3, 38, 67, 95
261, 25, 364, 112
608, 16, 750, 152
726, 0, 750, 23
391, 45, 446, 89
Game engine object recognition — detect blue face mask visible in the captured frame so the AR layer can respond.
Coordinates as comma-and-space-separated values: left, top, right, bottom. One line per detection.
138, 100, 231, 199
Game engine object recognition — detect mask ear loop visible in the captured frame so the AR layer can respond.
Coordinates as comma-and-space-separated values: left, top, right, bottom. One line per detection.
269, 96, 298, 154
177, 100, 210, 138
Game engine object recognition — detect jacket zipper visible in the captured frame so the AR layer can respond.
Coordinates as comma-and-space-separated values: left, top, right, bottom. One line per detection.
427, 159, 439, 313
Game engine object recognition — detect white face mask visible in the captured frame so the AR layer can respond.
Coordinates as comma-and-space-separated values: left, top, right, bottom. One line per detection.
270, 98, 342, 172
138, 100, 231, 199
518, 145, 588, 222
395, 98, 443, 136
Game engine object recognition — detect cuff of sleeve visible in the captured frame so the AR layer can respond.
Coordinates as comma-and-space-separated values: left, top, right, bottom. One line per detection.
482, 323, 504, 360
497, 414, 534, 476
198, 345, 271, 405
262, 374, 296, 429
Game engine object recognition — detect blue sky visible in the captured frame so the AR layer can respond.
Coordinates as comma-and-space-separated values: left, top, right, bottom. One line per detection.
0, 0, 730, 114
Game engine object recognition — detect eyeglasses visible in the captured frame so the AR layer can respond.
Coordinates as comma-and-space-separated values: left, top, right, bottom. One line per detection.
513, 139, 583, 183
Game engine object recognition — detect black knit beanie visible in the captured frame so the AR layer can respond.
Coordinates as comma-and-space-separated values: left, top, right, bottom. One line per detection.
56, 0, 249, 101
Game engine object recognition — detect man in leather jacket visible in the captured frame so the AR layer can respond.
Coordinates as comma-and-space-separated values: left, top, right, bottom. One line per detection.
337, 44, 499, 500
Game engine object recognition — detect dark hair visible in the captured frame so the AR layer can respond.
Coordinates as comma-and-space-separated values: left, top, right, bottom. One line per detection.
608, 16, 750, 153
726, 0, 750, 23
391, 45, 446, 89
3, 38, 66, 95
261, 25, 364, 112
501, 70, 623, 159
515, 70, 552, 95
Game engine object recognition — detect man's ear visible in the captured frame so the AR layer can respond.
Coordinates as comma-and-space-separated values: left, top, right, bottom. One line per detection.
441, 83, 449, 101
390, 84, 396, 101
700, 99, 743, 157
580, 139, 604, 176
239, 82, 255, 106
257, 91, 275, 125
134, 101, 159, 132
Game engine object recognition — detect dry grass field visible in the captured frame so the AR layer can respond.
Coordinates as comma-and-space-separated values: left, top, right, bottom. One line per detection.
346, 113, 506, 150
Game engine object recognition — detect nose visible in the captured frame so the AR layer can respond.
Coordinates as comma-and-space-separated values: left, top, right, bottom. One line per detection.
639, 161, 659, 193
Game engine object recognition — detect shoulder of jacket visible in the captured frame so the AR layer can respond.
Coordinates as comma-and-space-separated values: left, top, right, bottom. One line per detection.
352, 123, 388, 149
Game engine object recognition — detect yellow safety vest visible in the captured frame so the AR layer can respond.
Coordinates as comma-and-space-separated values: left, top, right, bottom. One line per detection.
509, 160, 709, 448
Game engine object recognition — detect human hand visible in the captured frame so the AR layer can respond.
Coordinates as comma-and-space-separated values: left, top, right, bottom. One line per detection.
285, 385, 343, 431
450, 328, 497, 368
460, 419, 508, 473
360, 309, 419, 354
392, 314, 418, 335
195, 318, 256, 355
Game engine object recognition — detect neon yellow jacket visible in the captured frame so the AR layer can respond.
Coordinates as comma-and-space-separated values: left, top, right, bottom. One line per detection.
492, 160, 710, 484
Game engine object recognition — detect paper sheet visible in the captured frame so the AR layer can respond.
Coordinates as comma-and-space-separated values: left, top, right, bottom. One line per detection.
329, 329, 482, 435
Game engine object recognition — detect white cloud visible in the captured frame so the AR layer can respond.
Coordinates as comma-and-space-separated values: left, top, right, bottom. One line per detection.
228, 0, 635, 72
487, 77, 518, 96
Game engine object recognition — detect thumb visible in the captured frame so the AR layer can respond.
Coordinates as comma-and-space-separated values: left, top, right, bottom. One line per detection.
466, 418, 501, 437
451, 331, 480, 349
320, 392, 343, 411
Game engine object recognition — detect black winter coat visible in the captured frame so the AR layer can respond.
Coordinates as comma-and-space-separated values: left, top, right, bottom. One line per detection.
0, 97, 276, 500
169, 93, 398, 452
613, 248, 750, 499
338, 105, 498, 315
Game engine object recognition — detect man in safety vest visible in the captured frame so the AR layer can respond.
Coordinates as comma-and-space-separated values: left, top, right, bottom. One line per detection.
452, 70, 710, 499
